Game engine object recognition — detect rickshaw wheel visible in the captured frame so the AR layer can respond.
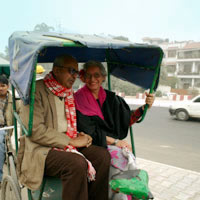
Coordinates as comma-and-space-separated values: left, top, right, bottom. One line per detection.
1, 175, 21, 200
8, 155, 21, 194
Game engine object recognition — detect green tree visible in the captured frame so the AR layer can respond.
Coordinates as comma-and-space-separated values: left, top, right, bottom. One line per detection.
167, 76, 179, 88
34, 23, 55, 32
159, 65, 179, 88
104, 75, 144, 96
159, 65, 168, 85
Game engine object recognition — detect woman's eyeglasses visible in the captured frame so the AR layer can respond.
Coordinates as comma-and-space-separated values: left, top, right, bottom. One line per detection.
84, 73, 102, 79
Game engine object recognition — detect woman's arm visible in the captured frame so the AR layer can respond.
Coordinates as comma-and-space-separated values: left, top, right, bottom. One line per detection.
106, 136, 132, 151
130, 93, 155, 125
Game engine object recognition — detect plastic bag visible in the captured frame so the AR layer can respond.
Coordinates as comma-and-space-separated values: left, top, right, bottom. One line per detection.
109, 169, 153, 200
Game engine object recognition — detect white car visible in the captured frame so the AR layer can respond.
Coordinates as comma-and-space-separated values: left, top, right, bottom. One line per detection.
169, 95, 200, 121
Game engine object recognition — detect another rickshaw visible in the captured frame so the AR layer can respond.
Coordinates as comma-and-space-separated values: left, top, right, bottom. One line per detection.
2, 31, 163, 200
0, 64, 21, 200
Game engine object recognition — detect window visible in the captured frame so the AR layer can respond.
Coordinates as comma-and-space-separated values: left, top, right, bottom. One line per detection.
194, 97, 200, 103
168, 50, 176, 58
178, 63, 192, 74
178, 50, 200, 59
167, 65, 176, 73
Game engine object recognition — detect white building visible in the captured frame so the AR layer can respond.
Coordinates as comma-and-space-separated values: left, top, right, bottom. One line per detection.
176, 43, 200, 89
143, 38, 200, 89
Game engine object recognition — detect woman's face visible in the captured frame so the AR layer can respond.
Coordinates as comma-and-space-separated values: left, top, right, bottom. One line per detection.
84, 66, 105, 93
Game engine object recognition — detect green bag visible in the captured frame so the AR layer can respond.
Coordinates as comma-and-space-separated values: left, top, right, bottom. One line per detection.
109, 169, 153, 200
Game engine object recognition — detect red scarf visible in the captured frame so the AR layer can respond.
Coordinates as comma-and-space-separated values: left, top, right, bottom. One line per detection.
44, 72, 77, 138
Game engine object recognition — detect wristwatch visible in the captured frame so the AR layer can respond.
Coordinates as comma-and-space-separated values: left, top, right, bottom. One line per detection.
113, 139, 119, 145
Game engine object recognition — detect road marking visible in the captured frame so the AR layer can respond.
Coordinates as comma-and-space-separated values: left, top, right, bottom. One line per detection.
159, 145, 173, 148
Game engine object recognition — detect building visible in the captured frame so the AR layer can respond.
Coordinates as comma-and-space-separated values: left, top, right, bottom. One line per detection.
143, 38, 200, 90
176, 43, 200, 89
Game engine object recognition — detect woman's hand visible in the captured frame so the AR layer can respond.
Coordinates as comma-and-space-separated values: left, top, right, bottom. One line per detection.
115, 140, 132, 151
106, 136, 132, 151
143, 92, 155, 109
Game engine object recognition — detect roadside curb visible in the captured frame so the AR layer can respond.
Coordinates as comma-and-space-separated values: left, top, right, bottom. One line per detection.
137, 157, 200, 175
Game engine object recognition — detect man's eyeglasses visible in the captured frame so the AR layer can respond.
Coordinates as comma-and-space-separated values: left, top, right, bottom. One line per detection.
57, 66, 79, 76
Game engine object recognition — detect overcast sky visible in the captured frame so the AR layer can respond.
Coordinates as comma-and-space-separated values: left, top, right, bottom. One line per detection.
0, 0, 200, 53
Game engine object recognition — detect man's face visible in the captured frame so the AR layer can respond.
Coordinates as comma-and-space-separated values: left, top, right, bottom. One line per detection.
54, 60, 79, 89
0, 83, 9, 97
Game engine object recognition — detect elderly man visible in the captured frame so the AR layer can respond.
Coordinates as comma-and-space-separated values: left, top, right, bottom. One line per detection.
17, 55, 111, 200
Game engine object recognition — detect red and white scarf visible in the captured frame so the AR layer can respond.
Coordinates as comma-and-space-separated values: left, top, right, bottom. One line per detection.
44, 72, 96, 181
44, 71, 77, 138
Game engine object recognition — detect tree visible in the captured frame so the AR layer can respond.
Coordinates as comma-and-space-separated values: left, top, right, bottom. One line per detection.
167, 76, 179, 88
34, 23, 55, 32
104, 75, 144, 96
159, 65, 168, 85
159, 65, 179, 88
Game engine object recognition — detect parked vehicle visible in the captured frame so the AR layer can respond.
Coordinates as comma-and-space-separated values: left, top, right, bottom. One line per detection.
169, 95, 200, 121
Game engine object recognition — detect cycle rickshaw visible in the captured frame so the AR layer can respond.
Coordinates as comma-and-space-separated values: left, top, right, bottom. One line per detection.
0, 64, 21, 200
1, 31, 163, 200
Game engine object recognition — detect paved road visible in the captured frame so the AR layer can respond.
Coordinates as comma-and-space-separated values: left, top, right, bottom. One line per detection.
128, 106, 200, 172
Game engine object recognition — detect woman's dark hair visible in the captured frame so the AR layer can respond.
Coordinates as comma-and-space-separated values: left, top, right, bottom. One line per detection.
0, 75, 9, 85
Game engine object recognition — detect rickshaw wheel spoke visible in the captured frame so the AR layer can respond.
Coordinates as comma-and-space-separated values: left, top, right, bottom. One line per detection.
1, 175, 21, 200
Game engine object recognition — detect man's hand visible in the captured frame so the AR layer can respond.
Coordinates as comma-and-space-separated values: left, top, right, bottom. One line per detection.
78, 132, 92, 147
69, 132, 92, 148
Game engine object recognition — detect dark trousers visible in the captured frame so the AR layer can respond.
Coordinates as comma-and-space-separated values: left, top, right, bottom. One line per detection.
45, 145, 111, 200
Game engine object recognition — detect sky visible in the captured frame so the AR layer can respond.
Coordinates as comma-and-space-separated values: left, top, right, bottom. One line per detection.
0, 0, 200, 53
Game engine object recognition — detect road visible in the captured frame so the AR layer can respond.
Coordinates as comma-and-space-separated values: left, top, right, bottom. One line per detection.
127, 106, 200, 172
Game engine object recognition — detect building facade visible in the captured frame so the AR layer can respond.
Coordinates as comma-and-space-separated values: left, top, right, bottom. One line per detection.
143, 38, 200, 90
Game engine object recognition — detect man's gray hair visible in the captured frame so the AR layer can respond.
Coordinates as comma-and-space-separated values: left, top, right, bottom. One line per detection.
53, 54, 77, 68
83, 61, 107, 76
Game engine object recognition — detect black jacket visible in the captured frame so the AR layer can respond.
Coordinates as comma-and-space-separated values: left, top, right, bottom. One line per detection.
77, 90, 131, 147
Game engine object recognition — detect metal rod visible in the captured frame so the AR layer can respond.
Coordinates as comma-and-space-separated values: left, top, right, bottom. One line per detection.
11, 86, 19, 153
28, 61, 37, 136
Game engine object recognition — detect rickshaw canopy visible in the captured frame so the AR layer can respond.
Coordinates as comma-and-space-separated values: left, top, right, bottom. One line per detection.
8, 31, 163, 104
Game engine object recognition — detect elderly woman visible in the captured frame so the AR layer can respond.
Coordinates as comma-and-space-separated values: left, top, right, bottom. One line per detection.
74, 61, 154, 150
